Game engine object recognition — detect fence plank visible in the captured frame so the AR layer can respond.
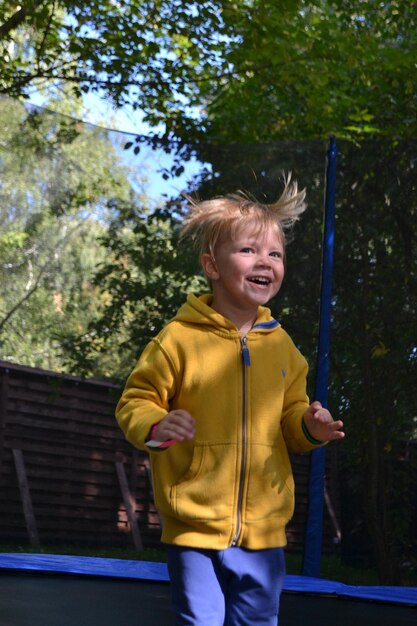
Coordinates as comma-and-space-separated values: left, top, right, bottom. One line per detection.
12, 448, 40, 549
115, 459, 143, 551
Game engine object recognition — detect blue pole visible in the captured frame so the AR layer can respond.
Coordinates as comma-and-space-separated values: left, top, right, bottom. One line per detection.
302, 136, 337, 578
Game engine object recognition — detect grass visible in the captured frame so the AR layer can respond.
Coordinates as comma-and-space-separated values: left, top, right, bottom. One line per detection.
1, 544, 416, 587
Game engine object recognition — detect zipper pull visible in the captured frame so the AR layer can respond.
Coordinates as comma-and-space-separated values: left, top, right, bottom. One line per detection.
241, 336, 251, 366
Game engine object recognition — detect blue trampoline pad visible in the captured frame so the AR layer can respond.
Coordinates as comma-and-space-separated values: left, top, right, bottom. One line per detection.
0, 553, 416, 626
1, 553, 416, 606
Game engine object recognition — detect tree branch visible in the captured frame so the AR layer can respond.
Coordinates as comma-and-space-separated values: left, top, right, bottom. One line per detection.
0, 1, 47, 40
36, 1, 57, 65
0, 221, 85, 333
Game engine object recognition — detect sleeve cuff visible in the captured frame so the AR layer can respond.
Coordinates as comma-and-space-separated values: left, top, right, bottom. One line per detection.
302, 418, 325, 445
145, 423, 176, 450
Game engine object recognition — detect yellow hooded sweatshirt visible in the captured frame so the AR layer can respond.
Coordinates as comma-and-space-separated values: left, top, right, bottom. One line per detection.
116, 293, 323, 550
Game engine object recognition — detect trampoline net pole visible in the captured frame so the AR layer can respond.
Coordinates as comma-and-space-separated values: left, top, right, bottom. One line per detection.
302, 137, 337, 578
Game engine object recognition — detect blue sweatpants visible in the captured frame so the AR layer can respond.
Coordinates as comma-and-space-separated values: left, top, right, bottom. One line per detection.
166, 545, 285, 626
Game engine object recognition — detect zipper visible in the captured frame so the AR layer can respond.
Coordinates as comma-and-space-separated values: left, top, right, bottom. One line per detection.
232, 336, 250, 545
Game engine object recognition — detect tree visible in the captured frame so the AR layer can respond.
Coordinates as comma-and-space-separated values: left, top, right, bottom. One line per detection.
199, 0, 417, 142
0, 1, 226, 117
0, 1, 415, 145
0, 96, 144, 372
328, 140, 417, 582
62, 202, 207, 379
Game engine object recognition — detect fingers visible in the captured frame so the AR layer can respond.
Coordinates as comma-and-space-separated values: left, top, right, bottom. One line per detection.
311, 403, 336, 424
308, 401, 345, 441
156, 410, 196, 442
310, 400, 323, 411
327, 420, 345, 440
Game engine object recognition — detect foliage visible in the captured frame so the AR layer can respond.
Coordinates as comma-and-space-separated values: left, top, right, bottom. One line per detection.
0, 1, 415, 147
62, 202, 207, 380
329, 140, 417, 582
201, 0, 417, 143
0, 1, 225, 119
0, 96, 141, 372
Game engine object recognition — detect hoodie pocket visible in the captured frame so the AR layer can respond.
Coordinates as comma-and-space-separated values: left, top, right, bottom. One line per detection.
170, 443, 235, 521
245, 443, 295, 522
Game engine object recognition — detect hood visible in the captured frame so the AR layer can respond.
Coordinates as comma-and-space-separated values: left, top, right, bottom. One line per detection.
172, 293, 280, 334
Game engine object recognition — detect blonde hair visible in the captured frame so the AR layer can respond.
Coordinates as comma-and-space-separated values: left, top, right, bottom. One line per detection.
180, 174, 306, 257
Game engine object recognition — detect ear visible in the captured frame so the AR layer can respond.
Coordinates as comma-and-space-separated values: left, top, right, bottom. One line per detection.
200, 253, 219, 281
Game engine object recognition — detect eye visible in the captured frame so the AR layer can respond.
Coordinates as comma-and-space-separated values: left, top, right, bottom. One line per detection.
240, 247, 254, 253
270, 250, 283, 259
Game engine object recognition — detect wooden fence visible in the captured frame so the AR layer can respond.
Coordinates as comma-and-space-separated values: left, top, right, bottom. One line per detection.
0, 360, 338, 552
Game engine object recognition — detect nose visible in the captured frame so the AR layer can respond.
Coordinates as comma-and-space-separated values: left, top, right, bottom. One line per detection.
256, 250, 271, 267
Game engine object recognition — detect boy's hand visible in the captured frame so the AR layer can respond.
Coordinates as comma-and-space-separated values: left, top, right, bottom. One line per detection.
153, 409, 196, 442
303, 401, 345, 443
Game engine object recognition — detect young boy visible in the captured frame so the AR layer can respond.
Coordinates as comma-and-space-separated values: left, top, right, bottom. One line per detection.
115, 176, 344, 625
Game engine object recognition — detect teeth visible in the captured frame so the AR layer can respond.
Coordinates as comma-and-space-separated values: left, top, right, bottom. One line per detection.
249, 276, 270, 285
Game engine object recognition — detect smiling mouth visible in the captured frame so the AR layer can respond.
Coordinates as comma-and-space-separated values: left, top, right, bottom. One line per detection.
247, 276, 271, 286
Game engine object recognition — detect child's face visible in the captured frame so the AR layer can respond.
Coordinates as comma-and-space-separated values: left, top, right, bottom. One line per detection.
202, 220, 285, 315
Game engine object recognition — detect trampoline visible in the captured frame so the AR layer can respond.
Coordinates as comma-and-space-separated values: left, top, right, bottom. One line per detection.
0, 553, 416, 626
